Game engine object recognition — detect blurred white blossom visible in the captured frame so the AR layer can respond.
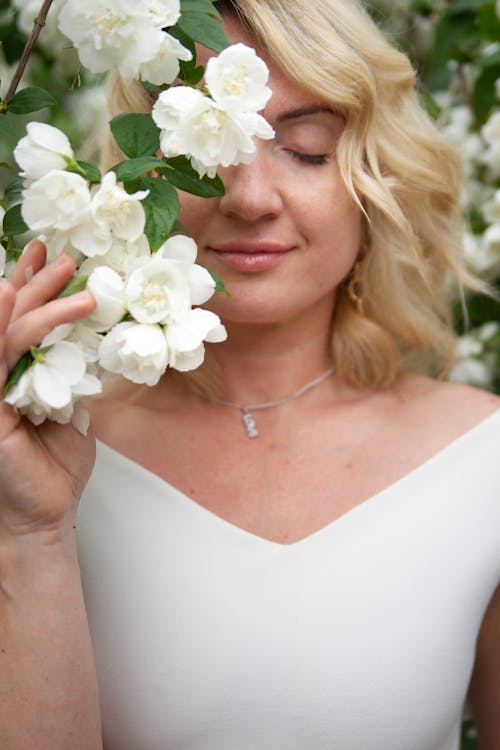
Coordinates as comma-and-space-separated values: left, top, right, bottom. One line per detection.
58, 0, 191, 83
449, 323, 499, 389
12, 0, 73, 61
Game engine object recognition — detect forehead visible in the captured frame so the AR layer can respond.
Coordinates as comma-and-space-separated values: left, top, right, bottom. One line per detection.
196, 14, 326, 120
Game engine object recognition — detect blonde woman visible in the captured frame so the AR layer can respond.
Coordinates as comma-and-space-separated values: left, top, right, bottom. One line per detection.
0, 1, 499, 748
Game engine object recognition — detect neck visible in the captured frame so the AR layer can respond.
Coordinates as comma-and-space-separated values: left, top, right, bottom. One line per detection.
211, 315, 334, 404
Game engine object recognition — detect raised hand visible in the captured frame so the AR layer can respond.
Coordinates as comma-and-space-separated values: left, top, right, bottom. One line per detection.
0, 240, 97, 538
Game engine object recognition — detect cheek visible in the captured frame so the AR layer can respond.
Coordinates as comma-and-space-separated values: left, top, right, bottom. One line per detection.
178, 192, 217, 238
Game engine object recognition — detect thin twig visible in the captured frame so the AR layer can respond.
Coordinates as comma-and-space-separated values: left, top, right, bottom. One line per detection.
3, 0, 56, 106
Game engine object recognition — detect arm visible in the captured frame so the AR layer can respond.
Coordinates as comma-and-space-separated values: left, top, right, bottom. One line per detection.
0, 242, 102, 749
468, 583, 500, 750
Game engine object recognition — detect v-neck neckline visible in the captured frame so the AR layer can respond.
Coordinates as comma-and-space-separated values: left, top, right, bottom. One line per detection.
95, 407, 500, 549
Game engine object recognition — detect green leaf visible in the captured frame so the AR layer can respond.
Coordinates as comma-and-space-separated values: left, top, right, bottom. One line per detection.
75, 160, 102, 183
113, 156, 166, 182
2, 203, 28, 236
137, 177, 180, 250
203, 266, 230, 297
409, 0, 433, 16
168, 27, 204, 84
164, 155, 225, 197
478, 3, 500, 41
7, 86, 56, 114
4, 352, 32, 394
431, 10, 481, 68
0, 20, 26, 65
109, 113, 160, 159
0, 115, 14, 137
473, 64, 500, 122
3, 178, 24, 207
175, 11, 229, 52
180, 0, 222, 19
58, 274, 89, 298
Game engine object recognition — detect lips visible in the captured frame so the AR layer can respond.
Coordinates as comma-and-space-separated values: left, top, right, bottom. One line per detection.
208, 241, 294, 272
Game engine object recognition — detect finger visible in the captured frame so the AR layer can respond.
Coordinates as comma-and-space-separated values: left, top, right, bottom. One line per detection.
12, 253, 77, 322
0, 281, 16, 335
6, 290, 96, 372
0, 282, 17, 396
8, 240, 47, 290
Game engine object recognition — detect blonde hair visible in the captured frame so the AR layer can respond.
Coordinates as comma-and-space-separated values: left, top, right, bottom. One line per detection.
103, 0, 480, 391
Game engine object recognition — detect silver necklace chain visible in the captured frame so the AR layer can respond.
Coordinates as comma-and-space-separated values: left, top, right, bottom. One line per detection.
212, 365, 335, 439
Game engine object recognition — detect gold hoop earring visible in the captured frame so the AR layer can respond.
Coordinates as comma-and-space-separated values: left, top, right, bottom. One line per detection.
347, 260, 365, 316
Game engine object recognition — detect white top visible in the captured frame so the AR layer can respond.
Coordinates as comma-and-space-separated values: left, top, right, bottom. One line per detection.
77, 409, 500, 750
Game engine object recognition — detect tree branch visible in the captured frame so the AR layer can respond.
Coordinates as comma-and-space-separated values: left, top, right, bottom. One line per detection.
3, 0, 56, 106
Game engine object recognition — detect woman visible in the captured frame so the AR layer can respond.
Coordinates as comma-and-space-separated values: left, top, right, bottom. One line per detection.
0, 0, 499, 748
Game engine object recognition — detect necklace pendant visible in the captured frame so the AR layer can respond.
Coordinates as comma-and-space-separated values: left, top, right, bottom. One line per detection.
242, 410, 259, 438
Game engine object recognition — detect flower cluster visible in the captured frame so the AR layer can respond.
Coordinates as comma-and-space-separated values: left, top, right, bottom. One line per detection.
152, 43, 275, 177
440, 107, 500, 280
449, 322, 500, 389
1, 1, 276, 433
3, 121, 227, 433
57, 0, 192, 84
16, 123, 150, 262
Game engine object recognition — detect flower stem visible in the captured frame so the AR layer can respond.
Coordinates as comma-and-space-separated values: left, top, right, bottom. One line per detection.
2, 0, 57, 107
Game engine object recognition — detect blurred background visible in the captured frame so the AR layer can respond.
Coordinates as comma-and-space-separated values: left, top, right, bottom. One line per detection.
0, 5, 499, 744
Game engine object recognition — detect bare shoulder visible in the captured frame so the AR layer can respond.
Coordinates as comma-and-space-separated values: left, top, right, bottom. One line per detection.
395, 373, 500, 435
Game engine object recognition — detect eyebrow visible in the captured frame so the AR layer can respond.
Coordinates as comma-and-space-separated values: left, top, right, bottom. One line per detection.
276, 104, 339, 123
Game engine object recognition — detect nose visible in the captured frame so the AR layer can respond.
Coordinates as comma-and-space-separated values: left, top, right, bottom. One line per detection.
218, 143, 283, 223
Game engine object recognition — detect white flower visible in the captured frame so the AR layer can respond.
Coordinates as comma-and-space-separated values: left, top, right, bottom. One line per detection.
65, 323, 104, 363
14, 123, 74, 182
481, 111, 500, 177
139, 32, 192, 85
156, 235, 216, 304
152, 44, 274, 177
478, 321, 500, 342
3, 333, 101, 432
205, 43, 272, 113
462, 229, 500, 276
454, 334, 483, 360
448, 358, 493, 388
165, 307, 227, 371
71, 172, 148, 258
483, 190, 500, 224
21, 170, 91, 234
140, 0, 181, 28
85, 266, 127, 332
482, 111, 500, 144
125, 255, 191, 324
58, 0, 188, 82
78, 235, 151, 277
153, 85, 274, 178
98, 321, 168, 385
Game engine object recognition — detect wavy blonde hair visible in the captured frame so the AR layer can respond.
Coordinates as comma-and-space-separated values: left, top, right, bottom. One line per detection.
103, 0, 478, 391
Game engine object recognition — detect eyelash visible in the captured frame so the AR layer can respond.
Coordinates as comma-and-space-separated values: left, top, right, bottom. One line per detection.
287, 150, 329, 165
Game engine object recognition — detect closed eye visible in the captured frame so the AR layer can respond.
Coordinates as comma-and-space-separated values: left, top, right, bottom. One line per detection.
287, 150, 329, 165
